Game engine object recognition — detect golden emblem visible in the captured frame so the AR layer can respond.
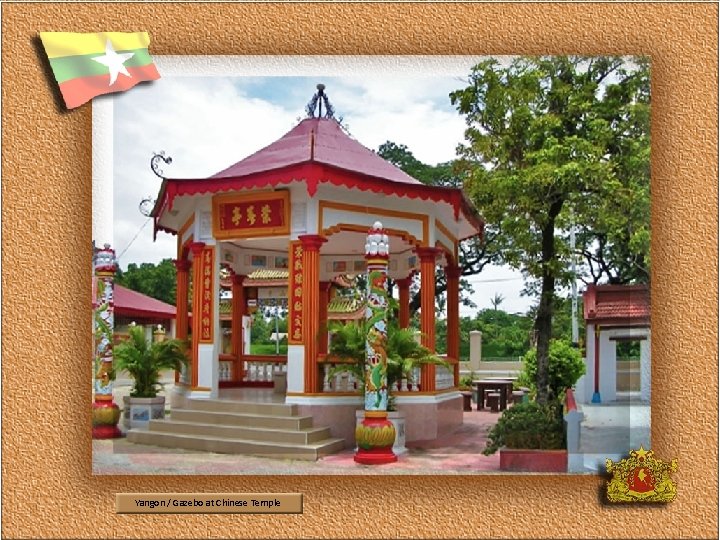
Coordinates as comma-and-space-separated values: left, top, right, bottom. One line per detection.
606, 446, 678, 503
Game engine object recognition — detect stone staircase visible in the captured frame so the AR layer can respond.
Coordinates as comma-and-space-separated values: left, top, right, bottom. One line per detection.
126, 399, 346, 460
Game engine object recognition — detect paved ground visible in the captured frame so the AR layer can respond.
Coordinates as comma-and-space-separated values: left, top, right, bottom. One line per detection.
93, 407, 502, 475
94, 383, 650, 475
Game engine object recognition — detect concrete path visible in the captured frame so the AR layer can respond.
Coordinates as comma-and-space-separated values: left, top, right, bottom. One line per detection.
576, 401, 651, 473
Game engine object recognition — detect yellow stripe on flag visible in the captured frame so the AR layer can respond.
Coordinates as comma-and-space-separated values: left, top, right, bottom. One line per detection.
39, 32, 151, 59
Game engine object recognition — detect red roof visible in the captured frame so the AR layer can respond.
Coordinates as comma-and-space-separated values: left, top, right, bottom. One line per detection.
212, 118, 421, 185
583, 284, 649, 326
114, 285, 176, 320
152, 117, 483, 239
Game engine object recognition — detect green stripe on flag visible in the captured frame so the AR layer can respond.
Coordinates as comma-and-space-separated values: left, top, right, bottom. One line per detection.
48, 48, 155, 84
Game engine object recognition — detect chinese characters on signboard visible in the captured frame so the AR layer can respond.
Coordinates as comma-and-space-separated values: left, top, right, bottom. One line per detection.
199, 247, 214, 343
288, 241, 303, 344
213, 192, 290, 240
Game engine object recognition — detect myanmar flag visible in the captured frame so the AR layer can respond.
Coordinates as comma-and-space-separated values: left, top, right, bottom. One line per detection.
39, 32, 160, 109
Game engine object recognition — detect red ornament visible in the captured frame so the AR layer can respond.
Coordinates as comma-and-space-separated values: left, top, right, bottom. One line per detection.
627, 466, 655, 493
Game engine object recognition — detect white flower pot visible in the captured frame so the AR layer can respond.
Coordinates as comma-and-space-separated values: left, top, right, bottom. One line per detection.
123, 396, 166, 429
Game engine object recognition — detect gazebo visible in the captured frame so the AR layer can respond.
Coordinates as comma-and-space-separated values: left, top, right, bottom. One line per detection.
150, 87, 483, 444
574, 284, 651, 404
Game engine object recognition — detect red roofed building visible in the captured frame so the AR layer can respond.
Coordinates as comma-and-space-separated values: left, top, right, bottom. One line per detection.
576, 284, 651, 404
113, 284, 176, 342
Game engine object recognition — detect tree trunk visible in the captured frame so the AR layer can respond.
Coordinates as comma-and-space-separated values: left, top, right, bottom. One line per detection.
534, 199, 564, 405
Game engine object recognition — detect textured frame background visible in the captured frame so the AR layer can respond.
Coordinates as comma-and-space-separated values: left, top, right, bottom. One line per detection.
2, 3, 717, 539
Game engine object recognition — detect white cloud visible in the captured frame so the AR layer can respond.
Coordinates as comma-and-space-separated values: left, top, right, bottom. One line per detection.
107, 58, 535, 315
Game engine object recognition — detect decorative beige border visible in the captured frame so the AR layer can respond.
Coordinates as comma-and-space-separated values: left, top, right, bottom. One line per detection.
2, 3, 717, 539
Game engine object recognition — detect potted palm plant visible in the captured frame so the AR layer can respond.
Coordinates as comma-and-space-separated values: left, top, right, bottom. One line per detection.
327, 319, 450, 454
113, 325, 188, 429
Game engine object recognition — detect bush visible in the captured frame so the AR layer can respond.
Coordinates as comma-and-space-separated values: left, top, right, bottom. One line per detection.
483, 401, 564, 455
518, 340, 585, 401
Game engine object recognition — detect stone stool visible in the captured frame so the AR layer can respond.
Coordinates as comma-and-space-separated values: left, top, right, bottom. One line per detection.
511, 390, 525, 405
460, 391, 473, 412
486, 392, 501, 413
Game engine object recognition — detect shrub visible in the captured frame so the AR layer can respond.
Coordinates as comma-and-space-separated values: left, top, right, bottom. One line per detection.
483, 401, 564, 455
518, 339, 585, 401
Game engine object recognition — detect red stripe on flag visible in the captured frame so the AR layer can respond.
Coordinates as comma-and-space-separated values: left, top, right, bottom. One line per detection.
58, 63, 160, 109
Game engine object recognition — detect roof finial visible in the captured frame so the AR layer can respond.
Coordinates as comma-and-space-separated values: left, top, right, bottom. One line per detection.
306, 83, 335, 119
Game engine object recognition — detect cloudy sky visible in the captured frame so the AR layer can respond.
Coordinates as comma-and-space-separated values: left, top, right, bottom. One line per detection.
105, 56, 531, 316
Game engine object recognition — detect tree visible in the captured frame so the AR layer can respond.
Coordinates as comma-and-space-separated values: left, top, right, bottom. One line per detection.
490, 292, 505, 311
451, 56, 650, 403
377, 142, 501, 315
116, 259, 177, 305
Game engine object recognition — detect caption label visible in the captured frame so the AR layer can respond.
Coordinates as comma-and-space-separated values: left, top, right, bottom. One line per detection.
116, 493, 303, 514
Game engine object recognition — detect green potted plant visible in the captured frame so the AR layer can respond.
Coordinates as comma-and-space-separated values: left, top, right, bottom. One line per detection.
483, 340, 585, 472
113, 325, 189, 429
483, 401, 567, 472
327, 319, 449, 454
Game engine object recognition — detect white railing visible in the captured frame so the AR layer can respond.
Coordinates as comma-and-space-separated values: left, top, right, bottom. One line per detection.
219, 360, 233, 382
242, 359, 287, 383
435, 365, 454, 390
322, 364, 359, 392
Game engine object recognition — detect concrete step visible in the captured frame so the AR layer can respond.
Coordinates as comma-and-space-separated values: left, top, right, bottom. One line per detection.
170, 409, 314, 430
148, 419, 333, 444
126, 429, 346, 460
187, 399, 298, 417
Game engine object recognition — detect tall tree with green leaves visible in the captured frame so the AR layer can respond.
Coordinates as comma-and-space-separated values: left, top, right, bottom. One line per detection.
377, 142, 501, 315
116, 258, 177, 305
451, 56, 650, 403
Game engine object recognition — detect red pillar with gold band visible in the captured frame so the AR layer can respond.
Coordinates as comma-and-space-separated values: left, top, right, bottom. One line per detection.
445, 263, 461, 387
189, 241, 206, 388
395, 277, 412, 329
232, 273, 246, 382
299, 234, 327, 393
355, 221, 397, 465
92, 244, 122, 439
592, 324, 602, 403
416, 246, 438, 392
173, 258, 190, 384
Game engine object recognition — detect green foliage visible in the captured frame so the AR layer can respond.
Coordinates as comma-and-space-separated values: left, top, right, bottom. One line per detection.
451, 56, 649, 403
518, 339, 585, 401
327, 320, 449, 410
483, 401, 565, 455
113, 326, 188, 398
116, 259, 177, 305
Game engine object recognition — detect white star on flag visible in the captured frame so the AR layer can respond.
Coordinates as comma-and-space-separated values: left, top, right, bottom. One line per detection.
91, 40, 135, 86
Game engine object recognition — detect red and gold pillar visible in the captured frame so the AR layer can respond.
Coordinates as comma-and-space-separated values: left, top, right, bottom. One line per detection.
173, 258, 190, 383
355, 222, 396, 465
318, 282, 332, 355
92, 244, 121, 439
396, 277, 412, 329
232, 273, 246, 382
299, 235, 327, 393
445, 263, 461, 387
189, 242, 206, 388
416, 247, 438, 392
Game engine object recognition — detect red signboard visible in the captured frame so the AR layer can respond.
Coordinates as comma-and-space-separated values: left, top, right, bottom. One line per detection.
212, 191, 290, 239
199, 247, 214, 343
288, 241, 303, 344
